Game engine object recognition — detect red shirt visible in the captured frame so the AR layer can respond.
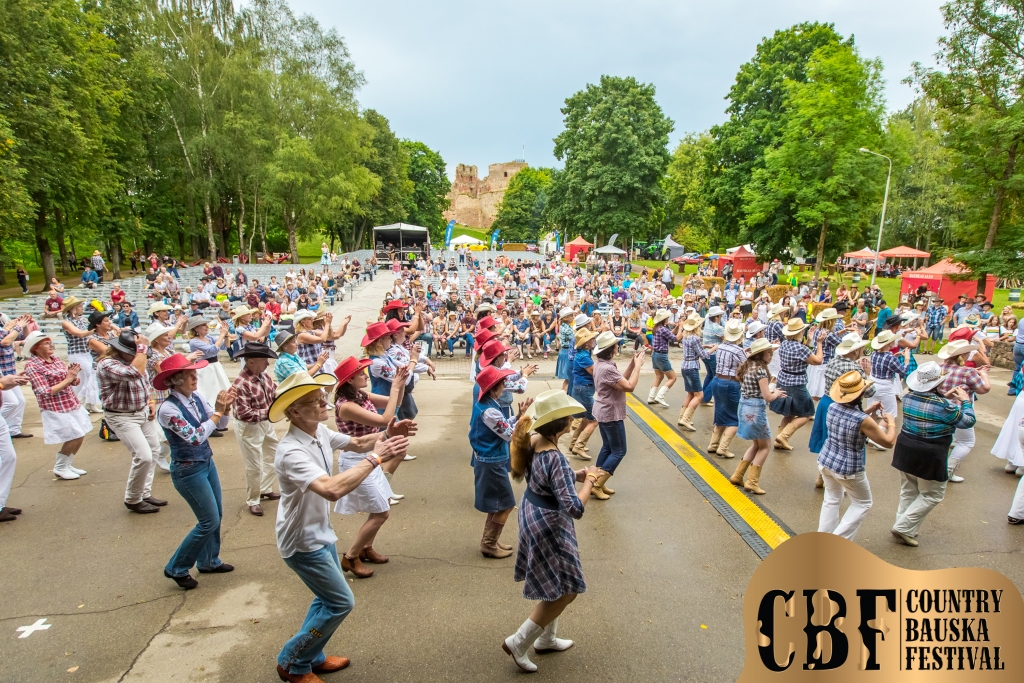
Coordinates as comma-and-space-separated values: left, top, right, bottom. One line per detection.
265, 300, 281, 320
110, 289, 126, 304
45, 297, 63, 313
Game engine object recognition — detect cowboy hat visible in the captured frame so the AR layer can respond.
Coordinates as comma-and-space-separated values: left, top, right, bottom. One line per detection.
447, 310, 458, 318
652, 309, 672, 326
768, 303, 788, 320
558, 307, 574, 320
480, 339, 512, 366
871, 329, 898, 350
573, 313, 592, 329
87, 310, 113, 330
706, 305, 725, 319
474, 328, 496, 351
147, 302, 172, 316
745, 321, 765, 339
293, 310, 315, 326
185, 315, 209, 332
747, 338, 778, 357
475, 303, 496, 314
524, 389, 562, 420
269, 370, 337, 422
143, 322, 176, 344
92, 250, 101, 256
109, 329, 139, 356
385, 318, 410, 333
962, 313, 981, 327
682, 315, 704, 331
781, 318, 808, 337
274, 330, 296, 352
814, 308, 838, 323
528, 390, 585, 430
829, 370, 874, 404
235, 341, 278, 360
230, 305, 254, 321
23, 331, 51, 355
475, 365, 516, 402
382, 300, 407, 312
723, 319, 745, 343
594, 330, 622, 352
937, 339, 978, 360
907, 361, 950, 393
361, 321, 392, 347
152, 353, 210, 390
61, 295, 83, 313
575, 328, 597, 348
530, 310, 540, 316
333, 356, 372, 386
476, 315, 497, 330
835, 332, 869, 356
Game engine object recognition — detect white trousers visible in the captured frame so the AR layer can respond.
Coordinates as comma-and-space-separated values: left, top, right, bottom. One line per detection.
893, 472, 947, 537
950, 427, 975, 463
104, 410, 160, 504
234, 419, 280, 506
1, 385, 26, 435
0, 414, 16, 509
818, 465, 872, 540
869, 375, 898, 418
1009, 474, 1024, 520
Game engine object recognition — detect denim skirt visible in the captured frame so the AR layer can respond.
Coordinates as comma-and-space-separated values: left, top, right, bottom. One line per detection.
769, 383, 815, 418
651, 351, 673, 373
713, 378, 740, 427
571, 383, 596, 421
555, 347, 572, 380
808, 395, 833, 454
474, 459, 515, 513
738, 397, 772, 440
682, 368, 702, 393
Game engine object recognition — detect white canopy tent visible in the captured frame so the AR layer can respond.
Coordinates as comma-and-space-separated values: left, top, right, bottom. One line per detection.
449, 234, 485, 246
594, 244, 626, 255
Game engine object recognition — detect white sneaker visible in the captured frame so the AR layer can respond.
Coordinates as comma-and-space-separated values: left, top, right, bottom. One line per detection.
403, 454, 417, 461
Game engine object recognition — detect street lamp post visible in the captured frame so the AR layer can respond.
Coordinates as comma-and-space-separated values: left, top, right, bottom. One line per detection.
859, 147, 892, 286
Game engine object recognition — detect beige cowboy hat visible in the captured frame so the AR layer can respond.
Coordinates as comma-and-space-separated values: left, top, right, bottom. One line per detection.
528, 390, 585, 430
723, 319, 745, 343
652, 308, 672, 326
269, 370, 337, 423
871, 329, 898, 350
525, 389, 562, 420
814, 308, 839, 323
682, 315, 704, 332
835, 332, 869, 356
575, 328, 598, 349
293, 309, 315, 326
230, 305, 254, 321
143, 322, 176, 344
23, 331, 51, 355
768, 303, 788, 320
937, 339, 978, 360
594, 330, 622, 353
147, 302, 172, 316
781, 318, 808, 337
906, 361, 950, 393
185, 315, 209, 332
747, 338, 778, 357
61, 295, 83, 313
829, 370, 875, 404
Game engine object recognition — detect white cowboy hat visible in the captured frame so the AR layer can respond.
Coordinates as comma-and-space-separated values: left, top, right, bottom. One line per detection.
747, 338, 778, 357
906, 361, 950, 393
745, 321, 765, 339
558, 307, 574, 320
682, 315, 704, 331
594, 330, 622, 352
268, 370, 337, 423
781, 318, 808, 337
652, 308, 672, 326
528, 390, 585, 430
230, 305, 254, 321
143, 322, 176, 344
475, 303, 496, 314
524, 389, 563, 420
573, 313, 592, 329
706, 305, 725, 319
835, 332, 869, 356
293, 309, 315, 326
829, 370, 875, 404
23, 331, 51, 355
871, 329, 898, 350
768, 303, 788, 320
937, 339, 978, 360
147, 302, 173, 316
814, 308, 838, 323
723, 319, 745, 343
185, 315, 209, 332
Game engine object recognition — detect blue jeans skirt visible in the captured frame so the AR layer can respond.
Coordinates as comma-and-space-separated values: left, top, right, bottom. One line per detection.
651, 351, 672, 373
682, 368, 702, 393
473, 458, 515, 513
713, 378, 740, 427
571, 383, 595, 421
737, 398, 771, 441
769, 383, 815, 418
555, 347, 572, 380
808, 395, 833, 453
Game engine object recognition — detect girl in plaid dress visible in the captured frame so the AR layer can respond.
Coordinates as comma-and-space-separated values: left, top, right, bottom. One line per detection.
730, 339, 786, 494
503, 391, 601, 673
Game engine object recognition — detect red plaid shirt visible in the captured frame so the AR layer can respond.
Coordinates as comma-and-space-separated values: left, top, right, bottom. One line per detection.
231, 366, 276, 423
939, 362, 987, 396
24, 356, 81, 413
96, 357, 151, 412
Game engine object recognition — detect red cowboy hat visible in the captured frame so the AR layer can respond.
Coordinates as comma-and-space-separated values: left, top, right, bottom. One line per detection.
476, 365, 516, 402
334, 356, 373, 386
386, 318, 410, 333
476, 315, 497, 331
361, 321, 392, 347
153, 353, 209, 390
480, 339, 512, 367
474, 328, 496, 351
382, 300, 407, 312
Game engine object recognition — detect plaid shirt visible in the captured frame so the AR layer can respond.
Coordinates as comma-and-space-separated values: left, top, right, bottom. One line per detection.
716, 342, 746, 378
926, 304, 947, 329
0, 324, 24, 376
651, 325, 675, 353
776, 340, 812, 386
902, 391, 976, 439
231, 366, 276, 423
96, 357, 151, 412
147, 347, 173, 403
64, 316, 91, 356
821, 330, 845, 363
702, 320, 725, 345
939, 362, 987, 396
824, 356, 869, 394
870, 350, 907, 380
681, 334, 709, 370
818, 402, 869, 475
25, 356, 81, 413
740, 365, 769, 398
766, 319, 784, 343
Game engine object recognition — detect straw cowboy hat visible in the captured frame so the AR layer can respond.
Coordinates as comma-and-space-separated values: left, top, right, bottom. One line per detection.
706, 305, 725, 319
747, 338, 778, 357
682, 315, 704, 332
23, 331, 51, 356
143, 322, 176, 344
269, 370, 337, 422
594, 330, 622, 353
524, 389, 562, 420
937, 339, 978, 360
530, 310, 540, 317
528, 390, 585, 430
723, 319, 745, 343
814, 308, 839, 323
768, 303, 788, 320
907, 361, 950, 393
781, 318, 808, 337
361, 322, 391, 347
61, 295, 83, 313
475, 303, 496, 315
829, 371, 875, 404
147, 302, 172, 316
185, 315, 209, 332
92, 250, 101, 256
152, 353, 209, 391
334, 356, 372, 385
558, 307, 574, 320
230, 305, 255, 321
961, 313, 982, 327
652, 308, 672, 326
575, 328, 598, 348
476, 366, 516, 402
573, 313, 592, 329
871, 329, 898, 350
745, 321, 765, 339
835, 332, 869, 356
293, 310, 315, 326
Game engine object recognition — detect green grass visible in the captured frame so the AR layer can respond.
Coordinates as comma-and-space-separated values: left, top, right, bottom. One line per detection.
452, 224, 490, 241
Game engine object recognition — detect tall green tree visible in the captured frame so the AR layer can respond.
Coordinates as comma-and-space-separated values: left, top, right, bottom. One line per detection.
743, 43, 885, 277
491, 167, 552, 242
547, 75, 673, 245
400, 140, 449, 242
661, 132, 715, 252
0, 117, 33, 283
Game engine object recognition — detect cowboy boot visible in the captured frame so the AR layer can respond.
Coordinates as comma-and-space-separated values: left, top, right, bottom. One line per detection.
341, 553, 374, 578
707, 426, 724, 454
774, 423, 797, 451
567, 421, 585, 454
590, 475, 610, 500
716, 432, 737, 459
815, 472, 824, 489
947, 457, 965, 483
744, 464, 766, 495
595, 471, 614, 495
729, 460, 751, 486
647, 386, 658, 404
503, 619, 543, 672
677, 406, 697, 431
480, 519, 513, 558
571, 428, 593, 460
654, 386, 670, 407
486, 513, 514, 551
53, 453, 79, 481
66, 454, 87, 476
359, 546, 389, 564
533, 618, 574, 653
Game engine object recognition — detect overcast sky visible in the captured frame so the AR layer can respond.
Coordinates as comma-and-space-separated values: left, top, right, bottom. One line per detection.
288, 0, 948, 178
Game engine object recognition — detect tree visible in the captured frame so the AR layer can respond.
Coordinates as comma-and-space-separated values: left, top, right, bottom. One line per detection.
547, 75, 673, 245
706, 23, 848, 248
0, 116, 33, 284
661, 132, 715, 252
401, 140, 449, 242
491, 167, 552, 242
742, 42, 885, 277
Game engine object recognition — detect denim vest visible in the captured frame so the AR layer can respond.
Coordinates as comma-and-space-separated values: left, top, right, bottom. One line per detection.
369, 354, 394, 405
163, 393, 214, 463
469, 398, 510, 463
472, 361, 514, 408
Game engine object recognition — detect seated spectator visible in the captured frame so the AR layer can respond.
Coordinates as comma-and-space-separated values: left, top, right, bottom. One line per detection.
80, 266, 98, 289
43, 288, 65, 318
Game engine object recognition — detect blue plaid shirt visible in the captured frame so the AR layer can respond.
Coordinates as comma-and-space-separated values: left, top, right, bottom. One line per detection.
902, 391, 976, 439
776, 340, 812, 386
870, 350, 907, 380
818, 402, 869, 475
0, 324, 25, 376
926, 304, 947, 329
766, 319, 784, 343
681, 335, 709, 370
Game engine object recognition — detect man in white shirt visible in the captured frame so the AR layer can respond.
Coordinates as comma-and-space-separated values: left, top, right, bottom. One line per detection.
271, 372, 414, 682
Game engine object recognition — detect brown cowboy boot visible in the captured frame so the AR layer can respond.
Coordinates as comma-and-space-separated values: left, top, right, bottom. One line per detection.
359, 546, 389, 564
480, 518, 513, 559
729, 460, 751, 486
341, 553, 374, 578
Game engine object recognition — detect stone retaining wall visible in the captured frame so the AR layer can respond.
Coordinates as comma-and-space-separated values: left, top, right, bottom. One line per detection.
991, 340, 1017, 369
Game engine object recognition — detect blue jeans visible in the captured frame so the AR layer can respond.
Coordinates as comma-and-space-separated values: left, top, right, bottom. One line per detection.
449, 332, 474, 355
278, 545, 355, 675
416, 332, 433, 357
596, 420, 628, 474
702, 354, 717, 397
165, 459, 224, 577
1014, 342, 1024, 372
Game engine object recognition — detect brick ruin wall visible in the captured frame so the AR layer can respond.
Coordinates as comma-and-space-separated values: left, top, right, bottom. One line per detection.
444, 161, 528, 229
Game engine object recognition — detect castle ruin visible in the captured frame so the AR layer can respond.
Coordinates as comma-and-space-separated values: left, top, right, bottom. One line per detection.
444, 161, 528, 229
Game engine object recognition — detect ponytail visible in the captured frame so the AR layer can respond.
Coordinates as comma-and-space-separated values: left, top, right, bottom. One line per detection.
510, 415, 534, 481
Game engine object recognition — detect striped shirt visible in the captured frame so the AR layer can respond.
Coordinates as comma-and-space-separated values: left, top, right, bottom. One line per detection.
715, 342, 746, 378
681, 335, 709, 370
901, 391, 976, 439
64, 316, 91, 356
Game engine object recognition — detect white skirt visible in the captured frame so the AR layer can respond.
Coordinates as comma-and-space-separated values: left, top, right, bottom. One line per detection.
196, 362, 230, 405
991, 391, 1024, 467
333, 450, 393, 515
870, 375, 898, 417
807, 365, 826, 399
321, 357, 339, 376
68, 352, 100, 406
41, 406, 93, 444
768, 353, 782, 380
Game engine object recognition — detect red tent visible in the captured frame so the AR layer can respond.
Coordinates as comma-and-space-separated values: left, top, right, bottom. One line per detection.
900, 258, 996, 304
565, 235, 593, 261
716, 245, 765, 280
880, 246, 930, 259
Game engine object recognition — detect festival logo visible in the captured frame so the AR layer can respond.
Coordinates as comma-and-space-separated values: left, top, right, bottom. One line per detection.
739, 533, 1023, 681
